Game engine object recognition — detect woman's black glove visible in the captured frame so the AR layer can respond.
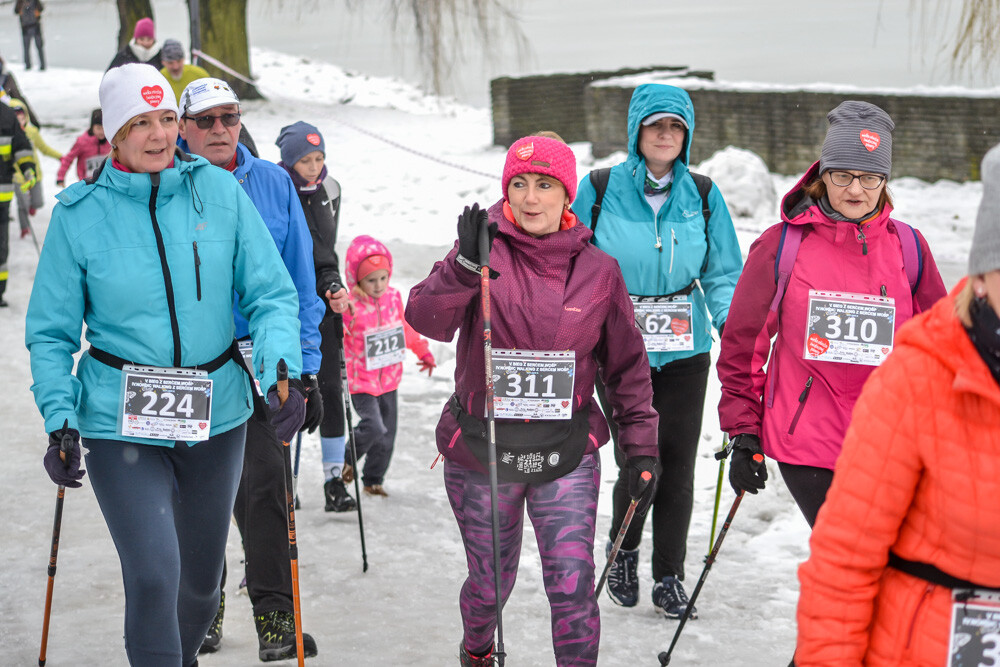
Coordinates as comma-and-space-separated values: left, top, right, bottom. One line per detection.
300, 374, 324, 434
266, 379, 307, 443
729, 433, 767, 495
625, 454, 660, 516
44, 420, 86, 488
456, 203, 498, 277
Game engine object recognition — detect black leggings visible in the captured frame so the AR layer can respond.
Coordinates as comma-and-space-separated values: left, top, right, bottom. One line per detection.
776, 461, 834, 528
317, 313, 345, 438
600, 352, 711, 582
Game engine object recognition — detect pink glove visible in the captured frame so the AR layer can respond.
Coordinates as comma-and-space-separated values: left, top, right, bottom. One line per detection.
417, 353, 436, 376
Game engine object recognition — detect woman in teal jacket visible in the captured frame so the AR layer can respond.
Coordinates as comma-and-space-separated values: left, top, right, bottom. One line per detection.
572, 82, 743, 619
25, 65, 304, 667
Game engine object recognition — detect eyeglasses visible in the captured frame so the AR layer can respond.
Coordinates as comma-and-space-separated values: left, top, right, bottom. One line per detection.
184, 112, 241, 130
827, 171, 885, 190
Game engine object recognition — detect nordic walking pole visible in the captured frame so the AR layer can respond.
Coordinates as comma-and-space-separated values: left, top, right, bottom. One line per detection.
596, 469, 652, 598
293, 432, 302, 509
340, 346, 368, 572
276, 360, 306, 667
478, 214, 506, 667
658, 482, 755, 665
708, 435, 734, 556
26, 216, 41, 257
39, 422, 74, 666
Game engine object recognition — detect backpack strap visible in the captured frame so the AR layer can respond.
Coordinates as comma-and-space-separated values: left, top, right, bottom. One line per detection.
587, 167, 612, 242
890, 219, 922, 294
770, 222, 803, 313
690, 172, 714, 273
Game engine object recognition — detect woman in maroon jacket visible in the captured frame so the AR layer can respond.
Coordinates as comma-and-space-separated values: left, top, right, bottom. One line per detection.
406, 134, 658, 667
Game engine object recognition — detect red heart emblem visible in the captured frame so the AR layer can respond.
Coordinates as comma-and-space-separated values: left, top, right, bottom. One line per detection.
561, 400, 570, 408
199, 422, 208, 430
306, 133, 321, 146
515, 142, 534, 161
881, 347, 891, 355
807, 333, 830, 357
860, 130, 880, 152
141, 85, 164, 107
670, 318, 689, 335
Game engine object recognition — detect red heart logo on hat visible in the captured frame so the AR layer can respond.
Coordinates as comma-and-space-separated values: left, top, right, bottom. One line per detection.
860, 130, 880, 152
141, 85, 164, 107
670, 318, 689, 335
515, 142, 534, 161
807, 333, 830, 356
307, 133, 321, 146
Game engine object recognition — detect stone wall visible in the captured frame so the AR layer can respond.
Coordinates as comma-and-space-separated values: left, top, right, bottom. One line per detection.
492, 70, 1000, 181
489, 67, 712, 148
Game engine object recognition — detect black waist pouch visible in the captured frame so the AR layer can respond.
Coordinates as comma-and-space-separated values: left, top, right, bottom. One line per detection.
448, 394, 591, 483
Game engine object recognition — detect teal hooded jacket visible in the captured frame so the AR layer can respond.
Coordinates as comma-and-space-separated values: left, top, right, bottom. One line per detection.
25, 151, 303, 444
572, 83, 743, 369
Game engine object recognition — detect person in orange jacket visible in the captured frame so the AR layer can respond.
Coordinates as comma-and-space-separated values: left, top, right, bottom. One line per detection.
795, 144, 1000, 666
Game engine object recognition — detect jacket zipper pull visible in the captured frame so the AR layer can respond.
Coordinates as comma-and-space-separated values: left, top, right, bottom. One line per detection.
193, 241, 202, 301
857, 225, 868, 255
798, 376, 813, 403
881, 285, 887, 297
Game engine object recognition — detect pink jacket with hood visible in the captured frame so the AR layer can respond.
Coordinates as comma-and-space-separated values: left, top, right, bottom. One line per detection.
717, 162, 946, 469
343, 235, 430, 397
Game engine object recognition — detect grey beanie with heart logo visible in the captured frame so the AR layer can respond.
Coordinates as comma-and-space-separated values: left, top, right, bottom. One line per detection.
969, 144, 1000, 276
819, 100, 894, 178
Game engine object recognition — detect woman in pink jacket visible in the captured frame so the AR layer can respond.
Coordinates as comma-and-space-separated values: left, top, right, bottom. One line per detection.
56, 108, 110, 187
406, 134, 658, 666
717, 101, 946, 526
342, 234, 434, 496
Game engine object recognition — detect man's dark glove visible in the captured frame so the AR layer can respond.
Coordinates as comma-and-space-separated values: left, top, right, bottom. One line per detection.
300, 374, 324, 434
266, 379, 307, 443
44, 420, 86, 488
729, 433, 767, 495
625, 454, 660, 516
456, 203, 499, 278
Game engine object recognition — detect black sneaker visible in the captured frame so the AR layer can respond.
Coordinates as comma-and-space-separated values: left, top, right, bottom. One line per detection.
652, 575, 697, 620
605, 541, 639, 607
198, 591, 224, 654
324, 477, 357, 512
254, 609, 318, 662
459, 641, 495, 666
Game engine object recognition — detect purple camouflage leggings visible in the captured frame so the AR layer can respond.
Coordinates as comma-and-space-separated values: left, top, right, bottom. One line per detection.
444, 452, 601, 666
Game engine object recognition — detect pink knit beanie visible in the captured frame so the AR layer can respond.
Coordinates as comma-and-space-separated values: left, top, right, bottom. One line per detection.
133, 18, 155, 41
501, 135, 577, 203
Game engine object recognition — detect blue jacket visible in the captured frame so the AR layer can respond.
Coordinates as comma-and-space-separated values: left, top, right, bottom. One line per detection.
25, 151, 303, 443
572, 83, 743, 368
178, 140, 325, 375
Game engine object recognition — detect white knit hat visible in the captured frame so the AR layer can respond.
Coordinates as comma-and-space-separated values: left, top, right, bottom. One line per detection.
99, 63, 179, 142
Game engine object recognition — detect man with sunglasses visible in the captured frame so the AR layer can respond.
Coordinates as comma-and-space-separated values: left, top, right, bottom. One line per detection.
178, 77, 324, 663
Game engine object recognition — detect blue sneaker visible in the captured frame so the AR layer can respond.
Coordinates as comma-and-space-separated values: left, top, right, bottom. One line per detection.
652, 575, 697, 619
605, 541, 639, 607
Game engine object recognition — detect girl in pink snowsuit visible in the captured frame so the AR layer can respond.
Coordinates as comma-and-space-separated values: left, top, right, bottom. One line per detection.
342, 234, 434, 496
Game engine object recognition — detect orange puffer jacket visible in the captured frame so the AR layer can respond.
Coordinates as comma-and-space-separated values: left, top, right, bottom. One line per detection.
796, 282, 1000, 666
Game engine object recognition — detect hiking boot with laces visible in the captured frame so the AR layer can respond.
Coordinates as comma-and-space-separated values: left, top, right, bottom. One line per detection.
254, 609, 318, 662
652, 575, 697, 620
363, 484, 388, 497
324, 477, 357, 512
459, 641, 495, 666
604, 541, 639, 607
198, 591, 224, 653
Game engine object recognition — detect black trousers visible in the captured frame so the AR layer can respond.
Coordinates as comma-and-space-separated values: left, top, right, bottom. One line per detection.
230, 413, 293, 615
317, 313, 345, 438
348, 390, 398, 486
0, 203, 10, 298
776, 461, 834, 528
21, 24, 45, 69
600, 352, 710, 582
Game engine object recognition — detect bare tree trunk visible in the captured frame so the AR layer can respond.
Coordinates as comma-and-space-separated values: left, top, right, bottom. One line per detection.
187, 0, 261, 100
115, 0, 154, 51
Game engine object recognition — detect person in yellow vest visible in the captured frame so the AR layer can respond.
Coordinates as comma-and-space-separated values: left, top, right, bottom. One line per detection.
160, 40, 209, 102
0, 95, 35, 306
10, 98, 60, 238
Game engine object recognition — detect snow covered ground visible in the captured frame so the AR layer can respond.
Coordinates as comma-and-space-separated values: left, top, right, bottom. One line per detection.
0, 49, 977, 666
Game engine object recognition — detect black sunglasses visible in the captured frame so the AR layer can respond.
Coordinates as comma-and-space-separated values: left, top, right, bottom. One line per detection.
184, 112, 241, 130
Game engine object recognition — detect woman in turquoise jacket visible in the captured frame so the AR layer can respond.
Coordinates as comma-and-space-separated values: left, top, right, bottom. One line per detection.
25, 65, 304, 667
572, 82, 743, 619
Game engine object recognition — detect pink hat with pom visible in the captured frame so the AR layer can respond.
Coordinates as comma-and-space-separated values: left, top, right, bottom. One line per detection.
501, 135, 577, 203
133, 18, 155, 41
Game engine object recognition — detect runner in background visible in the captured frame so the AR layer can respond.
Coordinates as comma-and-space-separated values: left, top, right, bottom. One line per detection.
107, 17, 162, 71
9, 98, 59, 238
56, 109, 110, 188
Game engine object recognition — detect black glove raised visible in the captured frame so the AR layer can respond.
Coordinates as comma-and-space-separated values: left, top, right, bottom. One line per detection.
301, 374, 324, 434
625, 454, 660, 516
456, 203, 499, 277
43, 420, 86, 488
728, 433, 767, 495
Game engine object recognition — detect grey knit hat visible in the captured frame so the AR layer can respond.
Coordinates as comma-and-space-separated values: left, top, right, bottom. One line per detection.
161, 39, 184, 62
969, 144, 1000, 275
819, 101, 894, 178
